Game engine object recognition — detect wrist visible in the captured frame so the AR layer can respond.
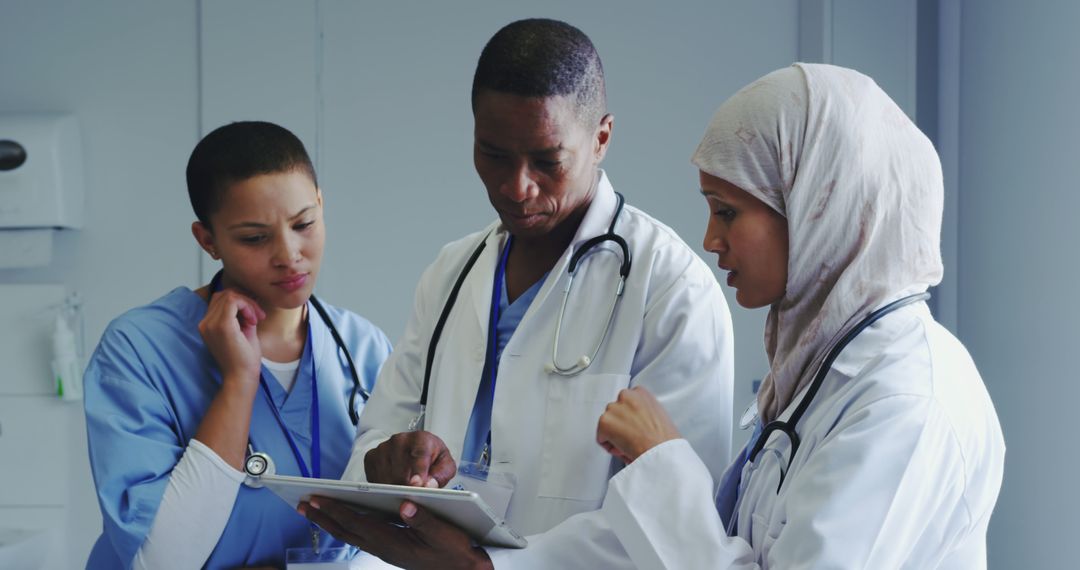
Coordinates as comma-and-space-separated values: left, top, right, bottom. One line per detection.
219, 373, 260, 398
635, 433, 680, 461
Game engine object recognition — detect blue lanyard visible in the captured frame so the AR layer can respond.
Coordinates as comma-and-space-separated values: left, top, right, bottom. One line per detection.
208, 273, 320, 479
469, 236, 512, 465
258, 320, 321, 479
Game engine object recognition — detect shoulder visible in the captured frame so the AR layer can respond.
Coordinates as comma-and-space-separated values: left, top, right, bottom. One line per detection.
310, 298, 392, 357
840, 307, 976, 401
832, 305, 1001, 451
99, 288, 202, 349
87, 288, 204, 383
825, 306, 1004, 516
621, 204, 719, 293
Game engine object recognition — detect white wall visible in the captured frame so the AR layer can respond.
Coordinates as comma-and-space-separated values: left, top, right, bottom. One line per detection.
0, 1, 800, 565
957, 2, 1080, 567
0, 1, 198, 567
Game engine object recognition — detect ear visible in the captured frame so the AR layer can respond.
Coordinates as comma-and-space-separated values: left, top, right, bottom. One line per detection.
191, 221, 218, 259
594, 113, 614, 163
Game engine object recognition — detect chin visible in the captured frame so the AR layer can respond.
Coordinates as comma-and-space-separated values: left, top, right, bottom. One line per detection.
261, 288, 312, 311
734, 291, 767, 310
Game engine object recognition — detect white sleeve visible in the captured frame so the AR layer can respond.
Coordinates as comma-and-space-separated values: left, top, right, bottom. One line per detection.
132, 439, 245, 570
602, 439, 758, 570
487, 257, 735, 569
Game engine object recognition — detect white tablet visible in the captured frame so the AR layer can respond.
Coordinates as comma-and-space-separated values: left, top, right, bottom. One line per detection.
243, 454, 527, 549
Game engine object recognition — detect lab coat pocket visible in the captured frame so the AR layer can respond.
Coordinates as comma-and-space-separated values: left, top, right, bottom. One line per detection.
750, 512, 784, 564
537, 372, 629, 502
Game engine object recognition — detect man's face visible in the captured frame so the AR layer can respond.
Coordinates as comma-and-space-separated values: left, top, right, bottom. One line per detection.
473, 90, 611, 241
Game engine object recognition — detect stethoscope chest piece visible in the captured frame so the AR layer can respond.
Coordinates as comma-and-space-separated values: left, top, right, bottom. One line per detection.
243, 452, 276, 487
739, 399, 759, 431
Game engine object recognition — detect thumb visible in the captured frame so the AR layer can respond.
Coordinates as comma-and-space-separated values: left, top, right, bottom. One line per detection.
400, 500, 435, 532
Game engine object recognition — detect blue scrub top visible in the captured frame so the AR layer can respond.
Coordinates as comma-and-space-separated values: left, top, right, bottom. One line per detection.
462, 239, 545, 466
83, 287, 391, 569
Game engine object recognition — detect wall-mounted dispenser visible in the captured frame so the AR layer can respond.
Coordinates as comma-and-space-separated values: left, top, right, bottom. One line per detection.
0, 114, 84, 268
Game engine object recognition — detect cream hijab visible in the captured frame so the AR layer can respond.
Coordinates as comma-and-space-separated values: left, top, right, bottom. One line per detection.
692, 63, 944, 423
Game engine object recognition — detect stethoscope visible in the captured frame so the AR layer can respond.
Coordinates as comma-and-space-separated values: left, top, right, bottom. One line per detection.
744, 291, 931, 492
207, 271, 369, 425
408, 192, 632, 431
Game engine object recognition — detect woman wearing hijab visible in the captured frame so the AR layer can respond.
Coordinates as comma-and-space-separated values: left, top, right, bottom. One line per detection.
595, 63, 1005, 568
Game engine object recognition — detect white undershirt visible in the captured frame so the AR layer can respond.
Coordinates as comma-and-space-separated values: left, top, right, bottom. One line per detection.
261, 357, 301, 392
133, 359, 299, 568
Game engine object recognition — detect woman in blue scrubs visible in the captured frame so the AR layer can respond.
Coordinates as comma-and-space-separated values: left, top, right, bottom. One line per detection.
83, 121, 391, 569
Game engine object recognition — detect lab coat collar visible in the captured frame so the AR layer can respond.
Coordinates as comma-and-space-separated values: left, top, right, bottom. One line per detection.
569, 169, 619, 249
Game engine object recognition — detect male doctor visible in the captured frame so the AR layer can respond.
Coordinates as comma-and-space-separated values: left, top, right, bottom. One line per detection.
301, 18, 734, 569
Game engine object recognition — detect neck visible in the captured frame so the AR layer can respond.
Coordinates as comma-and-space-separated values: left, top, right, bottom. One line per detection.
257, 304, 306, 339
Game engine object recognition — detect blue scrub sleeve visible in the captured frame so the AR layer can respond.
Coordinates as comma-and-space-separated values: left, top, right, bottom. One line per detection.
84, 328, 186, 567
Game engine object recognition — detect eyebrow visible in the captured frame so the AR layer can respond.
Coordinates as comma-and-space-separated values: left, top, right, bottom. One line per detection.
477, 139, 565, 155
227, 205, 316, 230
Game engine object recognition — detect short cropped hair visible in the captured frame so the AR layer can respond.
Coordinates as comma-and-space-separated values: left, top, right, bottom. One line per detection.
186, 121, 317, 227
471, 18, 607, 127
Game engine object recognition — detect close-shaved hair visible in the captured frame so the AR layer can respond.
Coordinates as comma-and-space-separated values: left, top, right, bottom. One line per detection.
471, 18, 607, 128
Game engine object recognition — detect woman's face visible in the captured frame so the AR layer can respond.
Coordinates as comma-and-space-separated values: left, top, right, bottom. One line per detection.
193, 170, 325, 310
700, 171, 789, 309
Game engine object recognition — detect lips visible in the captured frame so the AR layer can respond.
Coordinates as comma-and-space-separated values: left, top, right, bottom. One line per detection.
504, 210, 546, 228
273, 273, 308, 293
717, 263, 737, 287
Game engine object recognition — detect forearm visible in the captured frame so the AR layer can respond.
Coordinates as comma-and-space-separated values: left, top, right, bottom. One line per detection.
133, 439, 245, 570
194, 375, 259, 470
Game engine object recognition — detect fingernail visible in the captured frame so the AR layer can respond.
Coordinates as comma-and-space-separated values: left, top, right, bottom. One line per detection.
402, 502, 417, 518
425, 478, 439, 488
409, 475, 422, 486
308, 498, 320, 510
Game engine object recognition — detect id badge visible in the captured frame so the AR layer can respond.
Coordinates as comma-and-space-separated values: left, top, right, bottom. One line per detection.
449, 462, 515, 519
285, 545, 355, 569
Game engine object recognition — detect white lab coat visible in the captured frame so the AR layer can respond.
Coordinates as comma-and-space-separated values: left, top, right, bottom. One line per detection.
602, 301, 1005, 569
344, 172, 735, 569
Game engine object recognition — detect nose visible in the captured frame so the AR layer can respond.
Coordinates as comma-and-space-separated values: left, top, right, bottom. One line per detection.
702, 216, 727, 255
271, 232, 302, 267
500, 161, 539, 203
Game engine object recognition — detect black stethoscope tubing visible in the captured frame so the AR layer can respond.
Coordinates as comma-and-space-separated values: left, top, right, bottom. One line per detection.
747, 291, 931, 491
207, 271, 369, 425
417, 192, 630, 416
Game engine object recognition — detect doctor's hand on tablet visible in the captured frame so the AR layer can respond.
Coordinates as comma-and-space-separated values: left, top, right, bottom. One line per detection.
597, 386, 683, 464
364, 431, 458, 488
299, 497, 493, 570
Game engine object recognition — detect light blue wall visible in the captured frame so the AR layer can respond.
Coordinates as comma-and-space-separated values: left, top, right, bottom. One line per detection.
0, 1, 799, 565
958, 2, 1080, 567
